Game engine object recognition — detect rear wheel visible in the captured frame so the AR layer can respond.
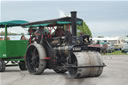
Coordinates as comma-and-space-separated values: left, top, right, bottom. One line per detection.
0, 59, 5, 72
26, 44, 47, 75
19, 61, 27, 70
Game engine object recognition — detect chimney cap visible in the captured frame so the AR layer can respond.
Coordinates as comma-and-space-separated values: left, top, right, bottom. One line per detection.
71, 11, 77, 13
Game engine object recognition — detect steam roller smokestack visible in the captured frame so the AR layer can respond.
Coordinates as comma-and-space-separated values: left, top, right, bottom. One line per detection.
71, 11, 77, 36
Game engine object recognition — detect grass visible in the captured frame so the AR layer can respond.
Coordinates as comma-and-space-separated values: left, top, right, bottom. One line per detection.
105, 51, 128, 55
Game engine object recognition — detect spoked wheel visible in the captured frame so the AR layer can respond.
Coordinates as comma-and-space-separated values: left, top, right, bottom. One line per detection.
26, 44, 46, 75
19, 61, 27, 70
0, 59, 5, 72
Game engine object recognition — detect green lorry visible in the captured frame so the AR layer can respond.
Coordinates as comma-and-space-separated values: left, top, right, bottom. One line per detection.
0, 20, 28, 72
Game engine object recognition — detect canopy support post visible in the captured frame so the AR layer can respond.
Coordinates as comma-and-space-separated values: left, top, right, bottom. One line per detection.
5, 25, 7, 40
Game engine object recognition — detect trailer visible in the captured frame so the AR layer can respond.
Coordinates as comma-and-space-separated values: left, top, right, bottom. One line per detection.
0, 20, 28, 72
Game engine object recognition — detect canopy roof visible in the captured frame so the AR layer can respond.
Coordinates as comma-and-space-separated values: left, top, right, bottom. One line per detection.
22, 17, 83, 28
0, 20, 28, 28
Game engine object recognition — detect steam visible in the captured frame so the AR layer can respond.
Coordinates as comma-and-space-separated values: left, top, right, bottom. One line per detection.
58, 10, 70, 17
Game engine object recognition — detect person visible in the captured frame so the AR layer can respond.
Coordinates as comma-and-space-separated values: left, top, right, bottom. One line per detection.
28, 27, 37, 44
102, 40, 108, 54
64, 30, 72, 44
20, 35, 27, 40
34, 26, 46, 43
0, 37, 3, 40
4, 36, 10, 40
28, 27, 36, 35
55, 28, 65, 37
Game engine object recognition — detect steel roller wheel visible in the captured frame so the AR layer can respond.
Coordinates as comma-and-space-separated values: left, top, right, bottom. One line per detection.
26, 44, 46, 75
0, 59, 5, 72
68, 53, 78, 78
68, 51, 104, 78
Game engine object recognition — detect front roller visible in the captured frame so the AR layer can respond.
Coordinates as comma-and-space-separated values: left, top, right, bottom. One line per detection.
25, 43, 47, 75
68, 51, 104, 78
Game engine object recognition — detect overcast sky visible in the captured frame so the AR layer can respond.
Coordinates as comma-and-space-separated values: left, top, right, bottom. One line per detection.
0, 0, 128, 36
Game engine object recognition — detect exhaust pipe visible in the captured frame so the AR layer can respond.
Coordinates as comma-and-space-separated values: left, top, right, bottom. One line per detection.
71, 11, 77, 36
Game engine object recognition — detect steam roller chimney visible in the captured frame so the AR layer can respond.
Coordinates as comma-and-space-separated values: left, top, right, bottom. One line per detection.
71, 11, 77, 36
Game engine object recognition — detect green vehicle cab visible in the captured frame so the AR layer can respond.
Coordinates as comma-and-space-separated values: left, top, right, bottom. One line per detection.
0, 20, 28, 72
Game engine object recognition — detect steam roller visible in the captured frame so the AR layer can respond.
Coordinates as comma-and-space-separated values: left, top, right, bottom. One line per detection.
23, 11, 105, 78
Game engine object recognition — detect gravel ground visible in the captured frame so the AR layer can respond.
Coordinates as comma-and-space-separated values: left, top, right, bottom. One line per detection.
0, 55, 128, 85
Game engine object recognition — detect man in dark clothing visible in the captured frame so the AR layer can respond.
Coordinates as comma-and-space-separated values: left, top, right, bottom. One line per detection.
35, 26, 49, 43
35, 26, 45, 43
